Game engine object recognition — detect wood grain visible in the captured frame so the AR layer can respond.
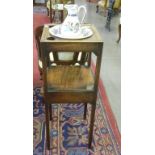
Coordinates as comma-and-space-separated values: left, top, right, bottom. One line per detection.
47, 66, 94, 90
40, 24, 103, 149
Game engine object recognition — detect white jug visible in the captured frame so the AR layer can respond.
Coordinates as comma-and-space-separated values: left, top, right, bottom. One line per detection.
61, 4, 87, 34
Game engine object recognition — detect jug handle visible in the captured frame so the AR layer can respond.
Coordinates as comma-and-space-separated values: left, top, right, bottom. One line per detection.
78, 6, 87, 24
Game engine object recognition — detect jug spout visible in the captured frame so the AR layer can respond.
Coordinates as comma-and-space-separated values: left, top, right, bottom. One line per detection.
64, 4, 78, 15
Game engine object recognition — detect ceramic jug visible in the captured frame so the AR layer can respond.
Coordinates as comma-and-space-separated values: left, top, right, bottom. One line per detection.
61, 4, 87, 34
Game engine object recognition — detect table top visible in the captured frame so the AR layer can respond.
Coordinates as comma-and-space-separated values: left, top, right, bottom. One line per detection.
40, 24, 103, 43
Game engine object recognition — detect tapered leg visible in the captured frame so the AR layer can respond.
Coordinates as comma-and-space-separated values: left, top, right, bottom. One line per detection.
61, 11, 63, 23
83, 103, 87, 120
47, 7, 49, 16
40, 72, 43, 80
49, 104, 52, 121
116, 24, 121, 43
49, 0, 52, 23
50, 10, 52, 23
96, 5, 99, 13
39, 67, 43, 80
45, 101, 50, 149
88, 102, 96, 149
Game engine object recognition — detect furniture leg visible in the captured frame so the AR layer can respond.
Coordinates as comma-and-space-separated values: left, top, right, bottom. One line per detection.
45, 101, 50, 149
61, 11, 63, 23
49, 104, 52, 121
88, 102, 96, 149
103, 9, 107, 17
47, 8, 49, 16
39, 72, 43, 80
116, 24, 121, 43
87, 53, 91, 67
49, 0, 51, 22
83, 103, 87, 120
96, 5, 99, 13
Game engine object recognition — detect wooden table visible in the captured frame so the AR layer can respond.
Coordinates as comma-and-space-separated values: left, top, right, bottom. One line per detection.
40, 24, 104, 149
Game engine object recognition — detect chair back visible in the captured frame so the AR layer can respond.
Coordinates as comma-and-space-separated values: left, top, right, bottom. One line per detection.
34, 25, 44, 60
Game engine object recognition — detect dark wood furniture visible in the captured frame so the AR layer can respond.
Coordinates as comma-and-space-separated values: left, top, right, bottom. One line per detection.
96, 0, 107, 15
34, 26, 44, 79
33, 0, 47, 7
117, 23, 121, 43
40, 24, 103, 150
34, 24, 89, 80
48, 0, 74, 23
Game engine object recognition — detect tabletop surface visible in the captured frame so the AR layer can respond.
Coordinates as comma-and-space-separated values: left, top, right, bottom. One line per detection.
40, 24, 103, 43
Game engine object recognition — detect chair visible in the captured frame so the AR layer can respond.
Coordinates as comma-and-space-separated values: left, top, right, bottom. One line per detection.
96, 0, 121, 15
46, 0, 74, 23
40, 25, 103, 150
96, 0, 107, 14
105, 1, 114, 31
35, 25, 54, 79
33, 0, 47, 7
34, 26, 45, 79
